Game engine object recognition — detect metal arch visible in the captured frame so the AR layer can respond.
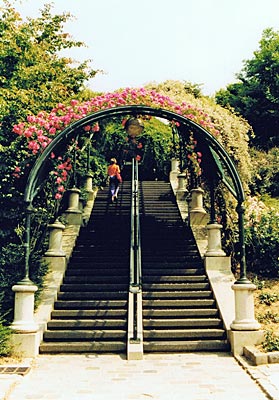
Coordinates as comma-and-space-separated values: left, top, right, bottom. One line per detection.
24, 105, 245, 205
21, 104, 249, 285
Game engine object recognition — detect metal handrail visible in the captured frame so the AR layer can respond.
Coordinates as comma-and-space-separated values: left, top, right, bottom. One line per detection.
129, 158, 142, 341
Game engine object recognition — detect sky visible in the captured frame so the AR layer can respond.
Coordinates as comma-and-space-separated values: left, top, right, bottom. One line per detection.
7, 0, 279, 95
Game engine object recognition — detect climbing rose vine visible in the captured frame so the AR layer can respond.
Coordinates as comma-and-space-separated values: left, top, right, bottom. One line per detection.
12, 88, 220, 197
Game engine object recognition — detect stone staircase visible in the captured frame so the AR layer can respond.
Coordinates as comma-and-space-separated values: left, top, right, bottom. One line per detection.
39, 181, 131, 353
140, 181, 229, 352
40, 179, 229, 354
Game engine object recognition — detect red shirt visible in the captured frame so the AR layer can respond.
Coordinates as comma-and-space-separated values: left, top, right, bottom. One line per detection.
107, 164, 120, 176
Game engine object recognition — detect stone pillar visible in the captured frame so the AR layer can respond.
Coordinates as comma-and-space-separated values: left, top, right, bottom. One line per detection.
230, 283, 261, 330
44, 219, 67, 274
10, 284, 38, 333
190, 188, 206, 213
177, 173, 186, 191
205, 223, 226, 256
64, 187, 82, 225
10, 283, 41, 357
169, 159, 180, 192
84, 173, 95, 201
171, 158, 180, 172
189, 188, 208, 226
45, 220, 66, 257
176, 173, 187, 201
127, 291, 143, 360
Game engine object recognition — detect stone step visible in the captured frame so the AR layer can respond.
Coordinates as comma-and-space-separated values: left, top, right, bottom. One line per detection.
47, 319, 127, 329
141, 256, 202, 262
60, 284, 128, 292
70, 256, 130, 262
143, 318, 222, 329
43, 329, 126, 340
143, 308, 219, 318
143, 278, 209, 293
143, 275, 207, 283
63, 276, 128, 284
65, 268, 129, 276
142, 262, 203, 269
142, 268, 205, 275
143, 340, 230, 353
143, 329, 226, 340
142, 298, 215, 307
141, 250, 199, 256
51, 309, 128, 319
54, 300, 128, 310
57, 291, 128, 300
142, 283, 210, 291
39, 341, 126, 354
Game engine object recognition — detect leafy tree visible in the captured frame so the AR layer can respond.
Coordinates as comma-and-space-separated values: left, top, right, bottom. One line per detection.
215, 28, 279, 149
0, 1, 99, 144
0, 1, 99, 322
249, 147, 279, 197
145, 80, 252, 188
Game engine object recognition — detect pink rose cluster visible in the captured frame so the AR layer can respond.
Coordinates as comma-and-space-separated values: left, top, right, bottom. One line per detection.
12, 88, 220, 199
51, 156, 72, 200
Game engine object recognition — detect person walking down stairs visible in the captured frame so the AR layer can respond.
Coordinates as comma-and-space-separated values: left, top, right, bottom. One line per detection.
107, 158, 122, 203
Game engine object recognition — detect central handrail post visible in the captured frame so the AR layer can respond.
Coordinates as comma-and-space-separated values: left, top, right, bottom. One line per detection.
127, 158, 143, 360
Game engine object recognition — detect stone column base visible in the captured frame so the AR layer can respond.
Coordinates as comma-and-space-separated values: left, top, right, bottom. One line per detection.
231, 283, 261, 331
190, 211, 209, 226
11, 284, 38, 334
127, 292, 143, 360
205, 223, 226, 256
43, 256, 66, 273
63, 211, 82, 225
11, 332, 41, 358
228, 330, 265, 356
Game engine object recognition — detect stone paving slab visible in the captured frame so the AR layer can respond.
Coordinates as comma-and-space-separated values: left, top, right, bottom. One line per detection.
237, 355, 279, 400
1, 352, 273, 400
0, 375, 22, 400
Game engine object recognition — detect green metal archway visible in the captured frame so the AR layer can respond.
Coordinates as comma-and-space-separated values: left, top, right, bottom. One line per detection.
22, 105, 249, 284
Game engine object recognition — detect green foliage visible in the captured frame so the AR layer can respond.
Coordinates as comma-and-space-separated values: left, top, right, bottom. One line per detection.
216, 28, 279, 149
249, 147, 279, 197
260, 195, 279, 210
257, 311, 279, 324
146, 80, 252, 190
0, 0, 100, 235
0, 242, 48, 322
259, 292, 279, 306
245, 208, 279, 277
138, 118, 173, 180
94, 116, 173, 180
0, 2, 100, 333
263, 330, 279, 352
251, 275, 265, 290
84, 149, 107, 188
0, 1, 99, 144
0, 320, 11, 357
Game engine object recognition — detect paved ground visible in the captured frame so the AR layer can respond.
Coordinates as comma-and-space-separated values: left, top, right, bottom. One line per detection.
1, 352, 279, 400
